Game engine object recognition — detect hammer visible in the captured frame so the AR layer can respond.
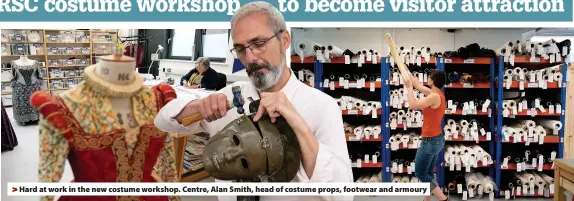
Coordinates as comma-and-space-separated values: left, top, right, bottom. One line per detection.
181, 86, 246, 126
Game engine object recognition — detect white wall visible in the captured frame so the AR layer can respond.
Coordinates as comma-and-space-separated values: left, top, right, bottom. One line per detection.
159, 28, 538, 83
291, 28, 532, 55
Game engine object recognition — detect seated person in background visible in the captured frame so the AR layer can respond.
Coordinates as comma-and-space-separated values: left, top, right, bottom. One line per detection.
180, 57, 219, 90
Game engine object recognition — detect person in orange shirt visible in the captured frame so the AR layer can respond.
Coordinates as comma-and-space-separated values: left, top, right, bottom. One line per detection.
404, 69, 448, 201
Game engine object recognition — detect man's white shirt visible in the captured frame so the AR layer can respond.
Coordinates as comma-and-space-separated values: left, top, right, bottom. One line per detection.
154, 72, 354, 201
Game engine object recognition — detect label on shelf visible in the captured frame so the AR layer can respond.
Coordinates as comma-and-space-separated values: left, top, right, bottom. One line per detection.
463, 59, 475, 64
463, 83, 473, 88
550, 184, 554, 194
462, 191, 468, 200
444, 59, 452, 63
468, 189, 474, 198
357, 159, 362, 168
530, 57, 541, 62
347, 110, 358, 115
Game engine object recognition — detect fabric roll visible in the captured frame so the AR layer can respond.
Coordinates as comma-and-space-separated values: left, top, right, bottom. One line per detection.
539, 172, 554, 184
538, 120, 563, 131
520, 172, 535, 185
554, 72, 563, 82
514, 174, 528, 186
363, 126, 373, 139
392, 175, 401, 183
535, 125, 547, 136
327, 44, 344, 57
361, 176, 370, 183
354, 126, 365, 139
482, 176, 496, 194
520, 40, 533, 54
465, 173, 479, 191
293, 39, 322, 58
401, 175, 410, 183
355, 176, 365, 183
532, 172, 546, 188
372, 126, 382, 136
410, 177, 419, 183
369, 173, 379, 183
344, 124, 355, 135
519, 120, 537, 129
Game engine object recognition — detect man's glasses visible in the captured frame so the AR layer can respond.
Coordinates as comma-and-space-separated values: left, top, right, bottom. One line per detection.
230, 30, 284, 59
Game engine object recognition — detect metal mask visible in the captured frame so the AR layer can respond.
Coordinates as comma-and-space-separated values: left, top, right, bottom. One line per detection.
202, 112, 301, 182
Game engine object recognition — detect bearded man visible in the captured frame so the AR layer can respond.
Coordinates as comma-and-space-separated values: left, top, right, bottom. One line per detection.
154, 2, 353, 201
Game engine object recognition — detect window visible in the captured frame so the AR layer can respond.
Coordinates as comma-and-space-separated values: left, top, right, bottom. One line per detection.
167, 29, 196, 60
202, 29, 229, 60
166, 29, 230, 63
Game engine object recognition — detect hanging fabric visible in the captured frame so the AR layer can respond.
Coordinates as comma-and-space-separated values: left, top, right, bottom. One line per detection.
1, 101, 18, 152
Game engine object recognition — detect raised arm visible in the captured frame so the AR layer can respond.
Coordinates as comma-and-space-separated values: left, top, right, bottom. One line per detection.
409, 73, 433, 95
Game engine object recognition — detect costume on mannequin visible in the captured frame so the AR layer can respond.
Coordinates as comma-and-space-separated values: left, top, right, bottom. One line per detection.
1, 101, 18, 152
31, 48, 180, 201
11, 56, 41, 125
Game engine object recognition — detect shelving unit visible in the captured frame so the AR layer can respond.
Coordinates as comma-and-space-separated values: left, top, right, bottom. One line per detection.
494, 56, 566, 198
294, 49, 567, 199
291, 54, 385, 184
1, 29, 118, 98
438, 57, 497, 197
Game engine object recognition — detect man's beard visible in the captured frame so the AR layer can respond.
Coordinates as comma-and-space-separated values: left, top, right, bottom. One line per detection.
246, 55, 285, 91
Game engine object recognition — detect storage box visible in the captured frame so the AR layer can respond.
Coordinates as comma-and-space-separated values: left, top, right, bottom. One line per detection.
29, 44, 45, 55
47, 47, 60, 55
2, 95, 12, 106
46, 35, 60, 43
27, 30, 43, 43
60, 31, 75, 43
10, 44, 28, 55
1, 44, 11, 56
77, 59, 90, 66
1, 33, 9, 43
10, 34, 27, 42
48, 60, 62, 67
63, 59, 76, 66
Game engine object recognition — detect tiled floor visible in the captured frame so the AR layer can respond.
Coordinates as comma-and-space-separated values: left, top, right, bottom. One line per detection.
1, 107, 552, 201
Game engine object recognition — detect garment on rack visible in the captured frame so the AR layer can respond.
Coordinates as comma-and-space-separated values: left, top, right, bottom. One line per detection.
1, 101, 18, 152
31, 69, 180, 201
11, 60, 41, 124
136, 45, 144, 67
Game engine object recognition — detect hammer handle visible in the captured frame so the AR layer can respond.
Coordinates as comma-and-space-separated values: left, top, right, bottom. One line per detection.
385, 33, 411, 81
181, 102, 232, 126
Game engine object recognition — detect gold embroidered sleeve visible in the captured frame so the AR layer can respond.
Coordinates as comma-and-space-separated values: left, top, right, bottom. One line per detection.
38, 117, 69, 201
154, 135, 180, 201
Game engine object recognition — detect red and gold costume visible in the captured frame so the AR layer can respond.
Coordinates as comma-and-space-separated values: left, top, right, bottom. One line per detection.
31, 66, 180, 201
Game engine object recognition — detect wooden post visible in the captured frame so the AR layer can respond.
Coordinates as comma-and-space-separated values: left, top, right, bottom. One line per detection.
565, 63, 574, 159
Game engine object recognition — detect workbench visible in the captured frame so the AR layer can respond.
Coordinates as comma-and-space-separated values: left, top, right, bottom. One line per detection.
554, 159, 574, 201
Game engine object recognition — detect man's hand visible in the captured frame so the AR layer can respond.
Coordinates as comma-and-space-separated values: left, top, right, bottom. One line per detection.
253, 91, 299, 124
175, 93, 228, 123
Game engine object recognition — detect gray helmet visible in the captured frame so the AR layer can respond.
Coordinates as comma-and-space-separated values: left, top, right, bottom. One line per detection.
202, 103, 301, 182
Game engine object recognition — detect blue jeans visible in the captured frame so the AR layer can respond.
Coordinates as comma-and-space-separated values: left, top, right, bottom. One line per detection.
414, 134, 444, 191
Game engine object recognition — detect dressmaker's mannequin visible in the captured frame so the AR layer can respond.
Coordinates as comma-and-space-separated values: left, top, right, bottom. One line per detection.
94, 52, 140, 133
14, 55, 36, 66
11, 55, 41, 125
30, 47, 179, 201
